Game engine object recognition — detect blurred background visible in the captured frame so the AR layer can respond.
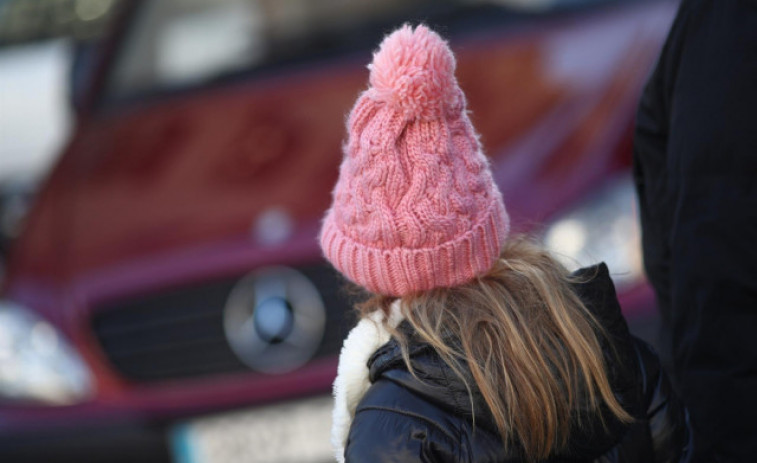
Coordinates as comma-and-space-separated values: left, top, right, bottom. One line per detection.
0, 0, 114, 277
0, 0, 676, 462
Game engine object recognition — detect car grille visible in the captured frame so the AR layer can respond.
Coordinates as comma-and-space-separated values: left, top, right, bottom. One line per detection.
91, 263, 353, 382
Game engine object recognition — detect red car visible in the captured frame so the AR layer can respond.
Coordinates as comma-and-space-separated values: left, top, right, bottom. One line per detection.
0, 0, 675, 461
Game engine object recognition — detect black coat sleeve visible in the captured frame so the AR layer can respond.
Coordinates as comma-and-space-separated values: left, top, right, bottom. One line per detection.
633, 338, 693, 463
345, 408, 458, 463
632, 0, 697, 323
344, 380, 462, 463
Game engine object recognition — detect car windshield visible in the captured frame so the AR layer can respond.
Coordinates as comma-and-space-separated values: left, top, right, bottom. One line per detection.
103, 0, 620, 105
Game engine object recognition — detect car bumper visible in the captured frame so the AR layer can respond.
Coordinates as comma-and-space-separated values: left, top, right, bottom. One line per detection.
0, 421, 170, 463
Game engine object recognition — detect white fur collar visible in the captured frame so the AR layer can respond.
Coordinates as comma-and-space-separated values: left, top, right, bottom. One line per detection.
331, 300, 404, 462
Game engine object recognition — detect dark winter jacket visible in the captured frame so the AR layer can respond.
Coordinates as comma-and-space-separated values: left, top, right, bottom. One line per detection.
633, 0, 757, 460
340, 264, 692, 462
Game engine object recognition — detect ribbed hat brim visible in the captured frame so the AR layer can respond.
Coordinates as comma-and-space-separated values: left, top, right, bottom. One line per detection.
320, 198, 509, 296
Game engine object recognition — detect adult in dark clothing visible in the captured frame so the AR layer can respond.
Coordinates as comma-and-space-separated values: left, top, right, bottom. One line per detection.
633, 0, 757, 461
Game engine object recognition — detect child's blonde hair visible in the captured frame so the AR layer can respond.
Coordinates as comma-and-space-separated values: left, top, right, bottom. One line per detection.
355, 235, 633, 462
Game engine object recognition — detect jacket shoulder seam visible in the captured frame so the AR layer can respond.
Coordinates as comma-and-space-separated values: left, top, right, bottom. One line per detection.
356, 405, 459, 443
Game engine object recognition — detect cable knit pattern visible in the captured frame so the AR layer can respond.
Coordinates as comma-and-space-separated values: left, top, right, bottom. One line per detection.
320, 24, 509, 296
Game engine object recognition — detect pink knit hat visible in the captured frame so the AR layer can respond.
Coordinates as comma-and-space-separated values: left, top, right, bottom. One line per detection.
320, 24, 509, 296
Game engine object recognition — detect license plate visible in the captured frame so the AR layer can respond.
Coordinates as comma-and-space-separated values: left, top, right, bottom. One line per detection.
170, 395, 334, 463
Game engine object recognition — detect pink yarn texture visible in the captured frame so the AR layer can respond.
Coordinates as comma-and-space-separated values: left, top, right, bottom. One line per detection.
320, 24, 510, 296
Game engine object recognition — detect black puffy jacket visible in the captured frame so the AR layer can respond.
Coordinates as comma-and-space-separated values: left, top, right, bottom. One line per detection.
343, 264, 693, 462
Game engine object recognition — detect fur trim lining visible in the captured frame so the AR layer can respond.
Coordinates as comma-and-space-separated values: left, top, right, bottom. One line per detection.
331, 300, 404, 462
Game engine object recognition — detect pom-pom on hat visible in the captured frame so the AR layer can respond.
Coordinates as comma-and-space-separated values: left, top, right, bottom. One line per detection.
319, 24, 509, 297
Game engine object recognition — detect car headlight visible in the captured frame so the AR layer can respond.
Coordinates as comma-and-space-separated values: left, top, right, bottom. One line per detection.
0, 301, 93, 405
543, 174, 644, 291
